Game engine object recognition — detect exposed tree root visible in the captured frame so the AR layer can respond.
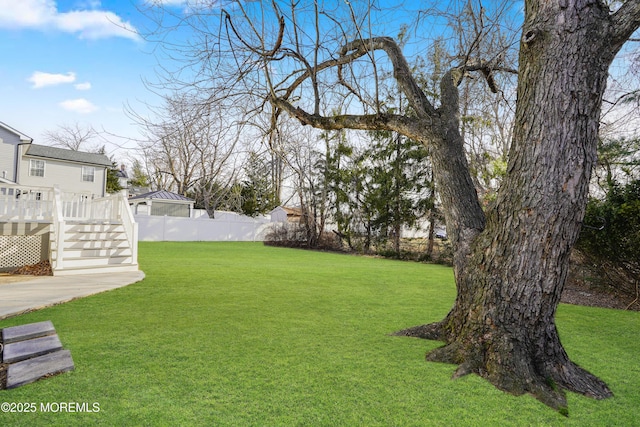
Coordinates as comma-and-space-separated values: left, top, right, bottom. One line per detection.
390, 321, 445, 340
392, 322, 612, 415
542, 356, 613, 400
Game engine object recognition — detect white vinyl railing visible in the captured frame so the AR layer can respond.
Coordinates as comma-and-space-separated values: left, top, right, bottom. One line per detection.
0, 184, 54, 221
58, 191, 119, 222
118, 191, 139, 266
1, 183, 128, 223
51, 186, 65, 271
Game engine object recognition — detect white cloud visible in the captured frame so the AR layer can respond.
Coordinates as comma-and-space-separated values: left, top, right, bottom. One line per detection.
75, 82, 92, 90
149, 0, 224, 12
0, 0, 140, 41
0, 0, 55, 27
54, 10, 139, 40
150, 0, 187, 5
59, 98, 99, 114
80, 0, 102, 8
28, 71, 76, 88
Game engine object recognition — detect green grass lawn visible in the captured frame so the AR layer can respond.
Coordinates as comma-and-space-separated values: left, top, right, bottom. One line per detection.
1, 242, 639, 426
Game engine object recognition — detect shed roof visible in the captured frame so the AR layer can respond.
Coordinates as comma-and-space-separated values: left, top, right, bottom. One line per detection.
24, 144, 112, 167
129, 190, 194, 203
282, 206, 303, 216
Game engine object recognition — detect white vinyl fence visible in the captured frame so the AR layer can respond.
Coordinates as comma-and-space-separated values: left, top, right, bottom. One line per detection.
135, 213, 276, 242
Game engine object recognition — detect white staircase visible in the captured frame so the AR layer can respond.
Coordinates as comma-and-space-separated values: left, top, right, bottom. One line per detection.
1, 185, 139, 276
51, 222, 138, 275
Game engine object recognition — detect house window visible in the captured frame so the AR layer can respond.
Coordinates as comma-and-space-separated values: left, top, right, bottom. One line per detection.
29, 159, 45, 177
82, 166, 95, 182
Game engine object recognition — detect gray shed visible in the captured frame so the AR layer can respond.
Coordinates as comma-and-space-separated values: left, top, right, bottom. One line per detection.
129, 190, 194, 218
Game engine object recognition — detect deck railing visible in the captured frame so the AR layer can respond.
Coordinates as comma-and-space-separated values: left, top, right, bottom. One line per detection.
51, 186, 65, 271
1, 183, 138, 272
0, 184, 54, 221
0, 183, 128, 223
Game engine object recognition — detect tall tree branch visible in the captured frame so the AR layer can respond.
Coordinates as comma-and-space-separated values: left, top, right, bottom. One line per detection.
270, 96, 435, 142
609, 0, 640, 48
339, 37, 438, 118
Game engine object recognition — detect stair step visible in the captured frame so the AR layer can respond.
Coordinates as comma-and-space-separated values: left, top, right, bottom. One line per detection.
3, 334, 63, 364
64, 223, 124, 233
63, 232, 128, 241
63, 248, 133, 258
2, 321, 56, 344
6, 350, 74, 389
52, 263, 140, 276
63, 239, 129, 249
62, 256, 133, 268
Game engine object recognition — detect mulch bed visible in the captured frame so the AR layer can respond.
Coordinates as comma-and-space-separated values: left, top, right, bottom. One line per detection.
10, 260, 53, 276
561, 282, 639, 311
0, 335, 5, 389
0, 362, 5, 389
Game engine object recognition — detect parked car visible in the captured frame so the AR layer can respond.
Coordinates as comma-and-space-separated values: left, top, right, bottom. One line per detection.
435, 229, 448, 240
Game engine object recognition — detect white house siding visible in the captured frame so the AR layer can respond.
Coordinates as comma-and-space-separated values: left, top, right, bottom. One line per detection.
0, 129, 20, 182
18, 148, 107, 197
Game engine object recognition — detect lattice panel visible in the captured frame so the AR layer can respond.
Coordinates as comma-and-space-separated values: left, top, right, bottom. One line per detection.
0, 235, 44, 269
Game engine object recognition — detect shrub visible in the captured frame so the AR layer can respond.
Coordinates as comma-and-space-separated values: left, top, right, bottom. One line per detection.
264, 223, 344, 251
576, 179, 640, 297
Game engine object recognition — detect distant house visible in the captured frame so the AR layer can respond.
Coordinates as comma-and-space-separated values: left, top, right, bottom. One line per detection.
0, 121, 112, 197
115, 164, 129, 190
0, 122, 31, 184
129, 190, 194, 218
270, 206, 288, 222
280, 206, 304, 223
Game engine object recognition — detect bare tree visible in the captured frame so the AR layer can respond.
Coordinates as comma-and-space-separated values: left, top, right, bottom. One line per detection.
142, 0, 640, 412
131, 92, 243, 216
192, 109, 244, 218
43, 122, 99, 151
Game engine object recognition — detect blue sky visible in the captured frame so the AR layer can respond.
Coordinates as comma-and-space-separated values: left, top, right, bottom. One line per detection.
0, 0, 170, 162
0, 0, 423, 163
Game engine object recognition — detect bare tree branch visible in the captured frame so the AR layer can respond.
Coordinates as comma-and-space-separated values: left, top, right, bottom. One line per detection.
43, 122, 98, 151
610, 0, 640, 48
270, 95, 434, 142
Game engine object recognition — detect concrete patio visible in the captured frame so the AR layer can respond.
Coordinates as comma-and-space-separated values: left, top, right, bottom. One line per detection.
0, 271, 145, 320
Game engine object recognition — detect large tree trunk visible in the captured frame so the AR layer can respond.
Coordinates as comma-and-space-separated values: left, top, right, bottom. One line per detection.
395, 1, 635, 413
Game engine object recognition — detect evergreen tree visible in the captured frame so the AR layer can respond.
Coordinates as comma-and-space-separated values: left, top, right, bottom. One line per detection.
128, 159, 150, 188
240, 151, 279, 216
105, 162, 123, 194
361, 130, 433, 254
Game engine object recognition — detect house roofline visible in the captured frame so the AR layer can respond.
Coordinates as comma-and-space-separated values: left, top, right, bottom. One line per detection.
23, 144, 113, 167
0, 121, 33, 143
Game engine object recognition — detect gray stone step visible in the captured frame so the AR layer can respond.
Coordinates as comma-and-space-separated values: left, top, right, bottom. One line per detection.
6, 350, 74, 389
2, 334, 63, 363
1, 320, 55, 344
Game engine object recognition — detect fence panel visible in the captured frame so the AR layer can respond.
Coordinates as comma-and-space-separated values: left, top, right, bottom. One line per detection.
135, 215, 273, 242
